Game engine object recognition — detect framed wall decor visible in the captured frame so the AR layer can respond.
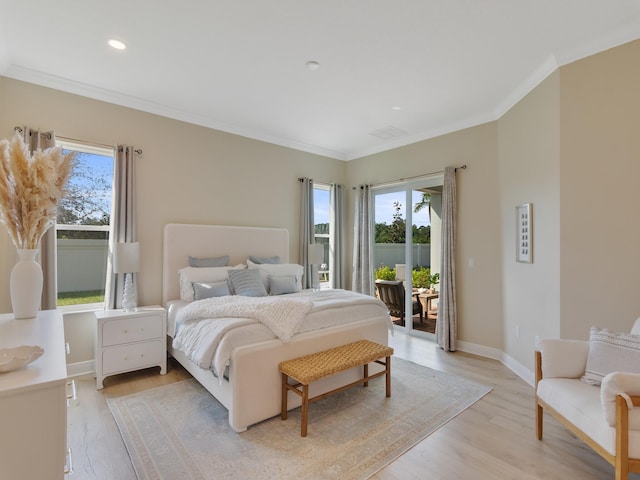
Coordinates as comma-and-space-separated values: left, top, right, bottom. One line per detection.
516, 203, 532, 263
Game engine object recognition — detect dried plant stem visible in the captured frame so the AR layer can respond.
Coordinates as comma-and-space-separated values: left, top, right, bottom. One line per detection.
0, 133, 74, 249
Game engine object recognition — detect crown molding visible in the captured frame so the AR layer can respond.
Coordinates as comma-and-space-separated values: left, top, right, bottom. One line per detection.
2, 65, 347, 161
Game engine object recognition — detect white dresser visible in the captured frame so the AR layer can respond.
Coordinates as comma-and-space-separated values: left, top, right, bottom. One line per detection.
0, 309, 69, 480
95, 307, 167, 389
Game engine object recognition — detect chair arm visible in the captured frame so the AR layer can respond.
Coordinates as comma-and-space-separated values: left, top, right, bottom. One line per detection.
535, 338, 589, 379
601, 372, 640, 428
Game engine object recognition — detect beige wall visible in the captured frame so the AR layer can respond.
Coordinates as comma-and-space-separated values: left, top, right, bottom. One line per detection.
2, 38, 640, 371
497, 72, 561, 369
0, 78, 346, 363
559, 40, 640, 338
346, 123, 504, 350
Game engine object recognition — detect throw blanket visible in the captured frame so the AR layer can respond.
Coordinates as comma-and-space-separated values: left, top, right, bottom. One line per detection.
176, 295, 313, 343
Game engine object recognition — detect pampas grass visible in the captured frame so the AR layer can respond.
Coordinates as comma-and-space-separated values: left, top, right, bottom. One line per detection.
0, 133, 75, 249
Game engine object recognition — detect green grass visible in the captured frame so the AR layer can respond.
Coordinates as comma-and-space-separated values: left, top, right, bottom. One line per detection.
57, 290, 105, 306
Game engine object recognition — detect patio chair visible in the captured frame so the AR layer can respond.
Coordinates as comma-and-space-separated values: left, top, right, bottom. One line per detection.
374, 280, 423, 324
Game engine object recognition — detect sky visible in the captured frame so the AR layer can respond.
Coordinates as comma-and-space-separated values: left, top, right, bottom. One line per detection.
64, 151, 114, 220
314, 189, 430, 227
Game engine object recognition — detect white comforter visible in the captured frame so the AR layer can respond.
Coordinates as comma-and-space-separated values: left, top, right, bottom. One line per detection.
172, 289, 391, 379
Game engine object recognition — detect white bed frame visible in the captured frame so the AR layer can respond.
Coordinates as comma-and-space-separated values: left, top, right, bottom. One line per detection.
162, 223, 390, 432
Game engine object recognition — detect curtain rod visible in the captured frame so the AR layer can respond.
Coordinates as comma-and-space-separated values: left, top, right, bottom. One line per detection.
13, 126, 52, 140
353, 164, 467, 190
14, 127, 143, 155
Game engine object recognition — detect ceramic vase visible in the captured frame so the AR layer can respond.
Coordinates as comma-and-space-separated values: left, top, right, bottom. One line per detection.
10, 249, 43, 319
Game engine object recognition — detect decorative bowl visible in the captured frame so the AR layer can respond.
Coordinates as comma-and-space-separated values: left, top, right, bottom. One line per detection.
0, 345, 44, 373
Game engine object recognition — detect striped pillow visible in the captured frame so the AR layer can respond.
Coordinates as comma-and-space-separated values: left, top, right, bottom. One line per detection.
581, 327, 640, 386
228, 269, 268, 297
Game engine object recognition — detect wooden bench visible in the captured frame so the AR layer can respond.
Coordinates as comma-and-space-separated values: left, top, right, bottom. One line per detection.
278, 339, 394, 437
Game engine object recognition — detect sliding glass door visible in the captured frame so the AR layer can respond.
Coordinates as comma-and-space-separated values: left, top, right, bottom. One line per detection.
373, 176, 443, 336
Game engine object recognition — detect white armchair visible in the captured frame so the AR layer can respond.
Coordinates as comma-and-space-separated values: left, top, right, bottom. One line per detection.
535, 319, 640, 480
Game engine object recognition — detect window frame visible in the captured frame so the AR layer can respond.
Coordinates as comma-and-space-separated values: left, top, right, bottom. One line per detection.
55, 139, 114, 313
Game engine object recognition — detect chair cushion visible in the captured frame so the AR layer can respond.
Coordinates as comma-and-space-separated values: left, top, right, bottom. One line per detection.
538, 378, 640, 457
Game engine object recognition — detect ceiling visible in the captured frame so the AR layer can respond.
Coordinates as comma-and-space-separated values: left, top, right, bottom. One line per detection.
1, 1, 640, 161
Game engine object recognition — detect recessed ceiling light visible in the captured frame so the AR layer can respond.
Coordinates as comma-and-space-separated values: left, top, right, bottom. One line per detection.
305, 60, 320, 71
108, 39, 127, 50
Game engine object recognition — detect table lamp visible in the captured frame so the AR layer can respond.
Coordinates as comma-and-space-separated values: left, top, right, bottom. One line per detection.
113, 242, 140, 311
308, 243, 324, 291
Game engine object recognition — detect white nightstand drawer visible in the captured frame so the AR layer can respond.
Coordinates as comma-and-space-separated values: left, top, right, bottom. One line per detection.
102, 314, 162, 347
102, 340, 163, 375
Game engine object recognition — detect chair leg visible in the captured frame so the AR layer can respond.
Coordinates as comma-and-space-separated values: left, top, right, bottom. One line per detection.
536, 401, 543, 440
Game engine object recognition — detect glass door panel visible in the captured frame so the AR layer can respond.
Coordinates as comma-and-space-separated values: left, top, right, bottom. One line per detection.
373, 178, 442, 337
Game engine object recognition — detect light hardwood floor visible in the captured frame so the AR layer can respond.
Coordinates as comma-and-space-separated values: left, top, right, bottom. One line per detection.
67, 333, 636, 479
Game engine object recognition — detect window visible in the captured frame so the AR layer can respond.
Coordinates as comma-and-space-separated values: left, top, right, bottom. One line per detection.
313, 183, 330, 288
56, 140, 114, 309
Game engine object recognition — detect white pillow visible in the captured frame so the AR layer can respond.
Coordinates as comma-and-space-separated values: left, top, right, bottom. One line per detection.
178, 264, 246, 301
601, 372, 640, 428
582, 327, 640, 386
247, 260, 304, 290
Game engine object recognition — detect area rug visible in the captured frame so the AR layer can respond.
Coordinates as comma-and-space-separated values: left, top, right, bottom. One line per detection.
107, 357, 491, 480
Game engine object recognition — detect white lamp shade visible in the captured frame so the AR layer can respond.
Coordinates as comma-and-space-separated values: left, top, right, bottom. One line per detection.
308, 243, 324, 265
113, 242, 140, 274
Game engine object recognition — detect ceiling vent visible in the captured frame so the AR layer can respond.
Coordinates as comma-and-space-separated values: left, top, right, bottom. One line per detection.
369, 125, 408, 140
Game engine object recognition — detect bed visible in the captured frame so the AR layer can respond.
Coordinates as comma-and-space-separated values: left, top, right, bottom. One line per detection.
162, 223, 392, 432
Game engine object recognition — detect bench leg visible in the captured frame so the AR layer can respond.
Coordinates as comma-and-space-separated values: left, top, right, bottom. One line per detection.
386, 355, 391, 397
364, 363, 369, 387
301, 384, 309, 437
281, 373, 288, 420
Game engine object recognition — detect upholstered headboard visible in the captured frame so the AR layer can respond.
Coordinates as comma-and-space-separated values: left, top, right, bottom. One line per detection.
162, 223, 290, 304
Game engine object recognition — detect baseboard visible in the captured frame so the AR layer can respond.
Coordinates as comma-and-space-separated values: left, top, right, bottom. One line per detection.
67, 360, 95, 378
66, 342, 536, 387
456, 340, 535, 387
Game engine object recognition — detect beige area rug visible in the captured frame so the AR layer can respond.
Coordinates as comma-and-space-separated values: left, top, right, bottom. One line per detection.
107, 357, 491, 480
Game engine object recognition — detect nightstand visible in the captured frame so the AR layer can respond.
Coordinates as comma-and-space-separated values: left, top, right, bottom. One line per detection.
95, 306, 167, 389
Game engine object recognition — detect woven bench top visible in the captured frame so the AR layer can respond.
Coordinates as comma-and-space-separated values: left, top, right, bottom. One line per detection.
279, 339, 394, 385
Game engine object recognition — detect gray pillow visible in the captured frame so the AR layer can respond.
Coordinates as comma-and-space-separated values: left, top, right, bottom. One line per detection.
269, 275, 300, 295
228, 269, 268, 297
193, 281, 230, 300
189, 255, 230, 267
248, 255, 280, 264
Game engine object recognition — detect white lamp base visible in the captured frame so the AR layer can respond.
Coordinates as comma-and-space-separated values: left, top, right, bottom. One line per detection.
122, 272, 137, 312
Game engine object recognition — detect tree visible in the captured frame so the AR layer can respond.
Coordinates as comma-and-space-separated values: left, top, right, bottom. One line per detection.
56, 152, 112, 239
413, 192, 431, 224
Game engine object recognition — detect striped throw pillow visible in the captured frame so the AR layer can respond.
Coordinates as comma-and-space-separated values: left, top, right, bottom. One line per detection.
581, 327, 640, 386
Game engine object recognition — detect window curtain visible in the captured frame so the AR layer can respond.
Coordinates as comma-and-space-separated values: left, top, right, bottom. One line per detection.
352, 185, 373, 295
299, 177, 315, 289
19, 127, 58, 310
436, 166, 458, 351
105, 145, 137, 309
329, 183, 345, 289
